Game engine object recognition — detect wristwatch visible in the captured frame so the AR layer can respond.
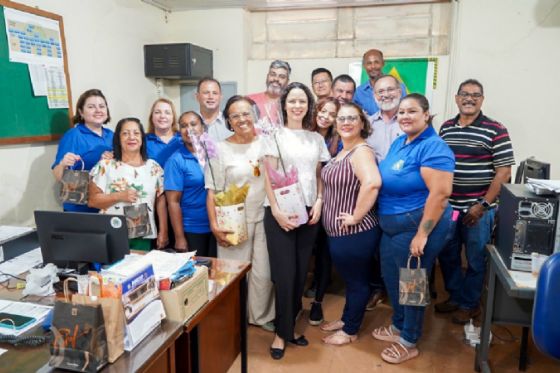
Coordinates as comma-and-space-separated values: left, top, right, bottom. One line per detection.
477, 198, 491, 210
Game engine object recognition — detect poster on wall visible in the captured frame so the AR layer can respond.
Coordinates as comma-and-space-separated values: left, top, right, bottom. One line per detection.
349, 57, 438, 105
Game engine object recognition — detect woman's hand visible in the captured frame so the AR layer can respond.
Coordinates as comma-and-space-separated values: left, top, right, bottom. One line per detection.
212, 226, 234, 248
60, 152, 81, 168
410, 232, 428, 257
173, 236, 188, 252
156, 231, 169, 250
336, 212, 360, 233
308, 199, 322, 225
101, 151, 114, 161
272, 207, 298, 232
120, 189, 138, 203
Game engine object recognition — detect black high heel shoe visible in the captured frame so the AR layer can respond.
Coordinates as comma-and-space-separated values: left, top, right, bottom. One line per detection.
288, 335, 309, 346
270, 346, 285, 360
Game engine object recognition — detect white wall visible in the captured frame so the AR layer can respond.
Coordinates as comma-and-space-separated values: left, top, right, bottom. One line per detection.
0, 0, 167, 225
447, 0, 560, 177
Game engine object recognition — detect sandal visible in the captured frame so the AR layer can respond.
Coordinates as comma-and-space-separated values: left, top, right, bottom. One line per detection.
320, 320, 344, 332
372, 326, 400, 343
322, 330, 357, 346
380, 343, 419, 364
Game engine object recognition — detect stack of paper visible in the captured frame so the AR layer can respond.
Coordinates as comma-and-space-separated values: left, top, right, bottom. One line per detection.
104, 251, 195, 281
0, 299, 52, 336
526, 178, 560, 195
0, 248, 43, 282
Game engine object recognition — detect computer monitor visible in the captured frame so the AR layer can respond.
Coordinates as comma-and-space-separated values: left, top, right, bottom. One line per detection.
34, 211, 130, 270
515, 157, 551, 183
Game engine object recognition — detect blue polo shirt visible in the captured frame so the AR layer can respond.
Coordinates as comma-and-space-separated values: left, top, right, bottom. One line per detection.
52, 123, 114, 213
353, 81, 407, 116
164, 146, 210, 234
146, 132, 183, 168
378, 126, 455, 215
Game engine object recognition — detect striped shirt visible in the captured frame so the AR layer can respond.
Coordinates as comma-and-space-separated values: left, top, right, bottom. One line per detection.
439, 112, 515, 210
321, 144, 378, 237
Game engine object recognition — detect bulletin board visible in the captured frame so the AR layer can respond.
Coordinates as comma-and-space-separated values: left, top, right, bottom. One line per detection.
0, 0, 72, 145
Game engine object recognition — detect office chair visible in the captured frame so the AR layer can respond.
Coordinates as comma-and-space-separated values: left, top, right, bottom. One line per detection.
532, 252, 560, 360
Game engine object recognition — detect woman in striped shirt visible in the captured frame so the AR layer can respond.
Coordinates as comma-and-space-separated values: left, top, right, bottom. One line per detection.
320, 102, 382, 345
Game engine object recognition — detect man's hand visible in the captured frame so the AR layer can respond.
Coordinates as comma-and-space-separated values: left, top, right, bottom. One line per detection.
462, 203, 485, 227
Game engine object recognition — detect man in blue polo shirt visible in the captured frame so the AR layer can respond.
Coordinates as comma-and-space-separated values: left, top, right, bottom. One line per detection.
353, 49, 407, 116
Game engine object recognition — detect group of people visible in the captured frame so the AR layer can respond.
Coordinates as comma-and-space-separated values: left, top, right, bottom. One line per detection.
51, 47, 515, 365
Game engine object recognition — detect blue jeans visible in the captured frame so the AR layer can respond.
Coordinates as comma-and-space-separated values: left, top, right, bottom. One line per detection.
328, 227, 381, 335
379, 205, 452, 345
438, 208, 495, 310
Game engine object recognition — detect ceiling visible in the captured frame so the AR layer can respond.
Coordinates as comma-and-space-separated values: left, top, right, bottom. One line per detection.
141, 0, 449, 12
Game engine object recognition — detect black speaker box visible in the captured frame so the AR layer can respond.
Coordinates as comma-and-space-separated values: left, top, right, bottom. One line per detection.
144, 43, 213, 79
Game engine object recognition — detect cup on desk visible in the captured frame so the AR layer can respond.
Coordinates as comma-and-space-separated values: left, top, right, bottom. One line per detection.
531, 252, 549, 277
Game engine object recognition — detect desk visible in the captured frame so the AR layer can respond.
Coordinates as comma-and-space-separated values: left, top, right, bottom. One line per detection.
475, 245, 535, 373
177, 257, 251, 373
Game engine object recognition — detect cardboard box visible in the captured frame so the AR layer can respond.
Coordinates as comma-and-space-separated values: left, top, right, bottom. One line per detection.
160, 265, 208, 323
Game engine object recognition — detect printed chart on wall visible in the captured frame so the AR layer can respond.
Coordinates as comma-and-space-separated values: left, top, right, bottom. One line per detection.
349, 57, 438, 105
3, 6, 68, 108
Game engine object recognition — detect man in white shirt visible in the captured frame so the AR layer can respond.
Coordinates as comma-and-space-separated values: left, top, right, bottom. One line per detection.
196, 77, 232, 141
366, 74, 404, 163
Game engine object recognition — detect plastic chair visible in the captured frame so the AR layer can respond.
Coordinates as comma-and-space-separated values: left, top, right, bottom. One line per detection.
532, 252, 560, 360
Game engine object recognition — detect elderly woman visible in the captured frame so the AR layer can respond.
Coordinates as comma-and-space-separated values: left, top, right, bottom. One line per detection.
320, 102, 381, 345
88, 118, 168, 251
372, 93, 454, 364
205, 95, 275, 331
52, 89, 114, 212
306, 97, 341, 326
146, 98, 182, 168
264, 82, 330, 360
165, 111, 216, 256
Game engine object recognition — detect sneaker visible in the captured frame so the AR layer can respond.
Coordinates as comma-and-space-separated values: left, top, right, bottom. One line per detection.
366, 290, 386, 311
309, 302, 324, 326
452, 307, 481, 325
261, 321, 276, 332
304, 287, 317, 299
434, 298, 459, 313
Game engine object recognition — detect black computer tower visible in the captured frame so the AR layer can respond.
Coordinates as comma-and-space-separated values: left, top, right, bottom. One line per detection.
144, 43, 213, 79
496, 184, 559, 271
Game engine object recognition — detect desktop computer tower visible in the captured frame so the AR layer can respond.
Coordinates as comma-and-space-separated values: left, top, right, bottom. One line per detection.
496, 184, 560, 271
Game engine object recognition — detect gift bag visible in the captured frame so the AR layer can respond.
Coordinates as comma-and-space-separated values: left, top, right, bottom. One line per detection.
214, 184, 249, 246
265, 134, 308, 226
72, 294, 125, 363
399, 255, 430, 307
60, 159, 89, 205
50, 280, 108, 372
124, 203, 152, 238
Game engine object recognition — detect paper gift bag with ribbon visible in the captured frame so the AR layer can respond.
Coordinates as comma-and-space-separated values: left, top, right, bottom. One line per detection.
399, 255, 430, 307
60, 159, 89, 205
123, 202, 152, 239
214, 183, 249, 246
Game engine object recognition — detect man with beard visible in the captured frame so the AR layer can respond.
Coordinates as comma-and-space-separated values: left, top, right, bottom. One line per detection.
353, 49, 406, 115
366, 75, 404, 163
311, 67, 333, 100
248, 60, 291, 125
331, 74, 356, 104
196, 77, 232, 141
437, 79, 515, 324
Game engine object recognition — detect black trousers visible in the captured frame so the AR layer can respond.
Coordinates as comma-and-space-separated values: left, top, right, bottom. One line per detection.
313, 224, 332, 302
185, 232, 217, 258
264, 207, 320, 340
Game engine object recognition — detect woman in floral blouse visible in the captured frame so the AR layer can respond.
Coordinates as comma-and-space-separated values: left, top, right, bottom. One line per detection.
88, 117, 168, 251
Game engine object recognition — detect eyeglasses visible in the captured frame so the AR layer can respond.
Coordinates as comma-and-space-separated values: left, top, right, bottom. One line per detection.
229, 112, 252, 121
457, 91, 483, 99
313, 79, 330, 86
375, 86, 400, 96
336, 115, 359, 123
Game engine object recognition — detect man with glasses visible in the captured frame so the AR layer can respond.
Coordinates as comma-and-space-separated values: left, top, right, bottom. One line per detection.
436, 79, 515, 324
248, 60, 291, 125
311, 67, 333, 100
353, 49, 406, 115
331, 74, 356, 104
196, 77, 232, 141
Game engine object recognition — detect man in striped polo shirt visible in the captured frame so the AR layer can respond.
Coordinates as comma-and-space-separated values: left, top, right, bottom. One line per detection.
436, 79, 515, 324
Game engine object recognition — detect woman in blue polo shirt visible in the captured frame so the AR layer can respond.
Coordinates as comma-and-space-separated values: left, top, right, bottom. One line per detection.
165, 111, 216, 257
52, 89, 114, 212
146, 98, 182, 168
371, 93, 455, 364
